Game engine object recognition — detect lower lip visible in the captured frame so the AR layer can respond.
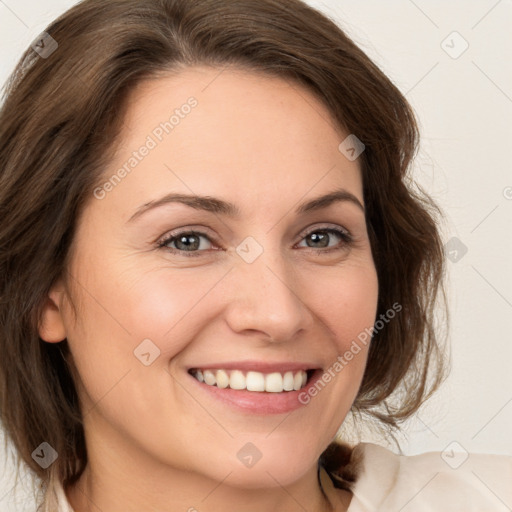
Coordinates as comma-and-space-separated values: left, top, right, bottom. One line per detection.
187, 369, 323, 415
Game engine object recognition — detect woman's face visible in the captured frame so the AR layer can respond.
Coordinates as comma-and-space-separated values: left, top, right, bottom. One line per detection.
42, 67, 378, 489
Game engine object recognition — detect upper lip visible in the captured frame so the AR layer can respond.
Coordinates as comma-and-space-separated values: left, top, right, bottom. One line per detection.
187, 361, 322, 373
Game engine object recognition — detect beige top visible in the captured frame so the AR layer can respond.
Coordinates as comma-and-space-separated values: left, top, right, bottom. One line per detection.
50, 442, 512, 512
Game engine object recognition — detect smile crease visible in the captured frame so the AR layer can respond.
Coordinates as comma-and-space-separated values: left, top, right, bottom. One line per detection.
189, 369, 312, 392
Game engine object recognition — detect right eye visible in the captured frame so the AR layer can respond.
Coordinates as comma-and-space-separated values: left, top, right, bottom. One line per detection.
158, 230, 217, 257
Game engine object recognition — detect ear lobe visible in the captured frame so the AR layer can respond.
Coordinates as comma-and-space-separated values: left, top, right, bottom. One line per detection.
38, 282, 68, 343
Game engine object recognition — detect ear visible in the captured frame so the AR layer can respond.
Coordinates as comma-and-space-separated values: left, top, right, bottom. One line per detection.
38, 279, 68, 343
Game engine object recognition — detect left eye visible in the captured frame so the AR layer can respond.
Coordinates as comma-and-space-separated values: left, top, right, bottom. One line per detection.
297, 228, 352, 250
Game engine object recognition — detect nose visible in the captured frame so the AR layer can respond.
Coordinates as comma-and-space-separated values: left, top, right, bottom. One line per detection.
222, 247, 314, 343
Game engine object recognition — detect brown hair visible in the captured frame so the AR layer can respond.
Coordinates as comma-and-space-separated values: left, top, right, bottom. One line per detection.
0, 0, 448, 506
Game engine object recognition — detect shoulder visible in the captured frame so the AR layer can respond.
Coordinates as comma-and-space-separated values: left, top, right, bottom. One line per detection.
43, 478, 75, 512
321, 441, 512, 512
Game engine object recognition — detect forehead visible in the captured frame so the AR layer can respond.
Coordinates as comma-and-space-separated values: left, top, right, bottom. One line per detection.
100, 66, 363, 216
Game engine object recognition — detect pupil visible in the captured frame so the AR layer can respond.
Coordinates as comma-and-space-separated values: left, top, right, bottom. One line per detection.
177, 234, 199, 251
309, 232, 328, 248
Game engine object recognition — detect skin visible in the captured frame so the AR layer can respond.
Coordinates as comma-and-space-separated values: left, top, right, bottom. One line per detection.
39, 66, 379, 512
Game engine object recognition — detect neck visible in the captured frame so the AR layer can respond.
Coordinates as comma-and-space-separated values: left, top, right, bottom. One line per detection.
65, 438, 348, 512
67, 464, 339, 512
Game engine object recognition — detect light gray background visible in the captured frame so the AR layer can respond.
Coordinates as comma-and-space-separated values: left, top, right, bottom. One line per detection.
1, 1, 511, 510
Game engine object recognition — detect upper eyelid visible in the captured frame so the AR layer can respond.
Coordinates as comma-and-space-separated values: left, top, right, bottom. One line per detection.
301, 224, 350, 236
157, 226, 216, 246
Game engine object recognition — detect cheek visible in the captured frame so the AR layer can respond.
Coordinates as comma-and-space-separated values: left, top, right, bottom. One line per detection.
117, 265, 231, 355
307, 261, 379, 350
71, 251, 378, 370
69, 244, 229, 353
307, 261, 378, 390
291, 261, 378, 438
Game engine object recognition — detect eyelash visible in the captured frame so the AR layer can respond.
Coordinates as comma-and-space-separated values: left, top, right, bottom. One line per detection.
157, 225, 353, 258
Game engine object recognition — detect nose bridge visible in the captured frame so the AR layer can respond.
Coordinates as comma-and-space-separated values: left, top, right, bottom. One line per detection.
223, 237, 311, 341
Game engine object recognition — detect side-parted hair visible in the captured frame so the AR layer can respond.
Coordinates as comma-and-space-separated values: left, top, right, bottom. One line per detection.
0, 0, 448, 507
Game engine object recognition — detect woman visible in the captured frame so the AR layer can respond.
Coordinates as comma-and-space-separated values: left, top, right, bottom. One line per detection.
0, 0, 509, 511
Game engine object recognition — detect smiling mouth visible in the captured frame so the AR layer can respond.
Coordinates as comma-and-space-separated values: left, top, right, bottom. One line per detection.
188, 368, 316, 393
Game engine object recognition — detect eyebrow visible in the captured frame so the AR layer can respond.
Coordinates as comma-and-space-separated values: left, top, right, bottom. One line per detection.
127, 188, 365, 223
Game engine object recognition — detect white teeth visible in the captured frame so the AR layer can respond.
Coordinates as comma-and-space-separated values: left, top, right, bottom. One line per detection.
191, 368, 310, 392
246, 371, 265, 391
216, 369, 229, 389
293, 372, 303, 391
203, 370, 216, 386
265, 372, 283, 393
229, 370, 246, 390
283, 371, 294, 391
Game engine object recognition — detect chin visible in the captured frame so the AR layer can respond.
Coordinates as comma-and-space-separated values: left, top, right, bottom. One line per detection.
196, 439, 320, 489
